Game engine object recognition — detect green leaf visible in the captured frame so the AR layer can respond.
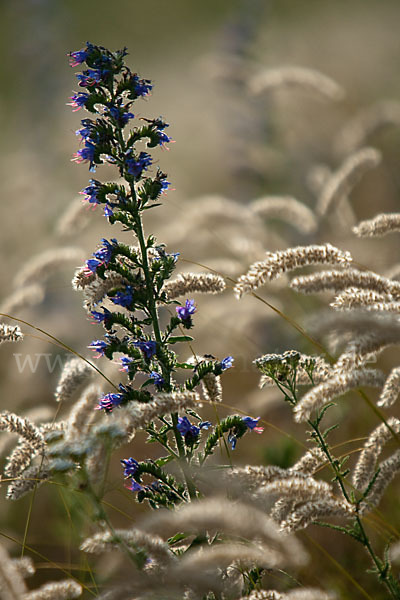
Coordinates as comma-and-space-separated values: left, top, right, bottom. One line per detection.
168, 336, 194, 344
154, 455, 175, 467
168, 533, 188, 546
176, 362, 194, 370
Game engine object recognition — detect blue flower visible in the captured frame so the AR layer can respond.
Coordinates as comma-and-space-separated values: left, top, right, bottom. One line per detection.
221, 356, 234, 371
104, 204, 114, 217
177, 417, 210, 441
156, 130, 172, 147
125, 150, 152, 178
88, 339, 108, 357
86, 258, 102, 273
177, 416, 200, 438
108, 106, 135, 126
176, 299, 196, 328
76, 69, 103, 87
90, 307, 112, 325
227, 432, 237, 450
133, 339, 157, 360
120, 357, 134, 372
67, 92, 89, 111
150, 371, 164, 387
121, 457, 139, 478
132, 75, 152, 97
95, 392, 123, 413
80, 179, 102, 205
111, 286, 134, 308
68, 49, 88, 67
127, 480, 143, 492
242, 416, 264, 433
72, 140, 97, 171
93, 238, 117, 265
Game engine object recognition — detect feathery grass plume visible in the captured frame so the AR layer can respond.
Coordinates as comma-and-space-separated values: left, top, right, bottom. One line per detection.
22, 579, 82, 599
4, 439, 39, 478
290, 268, 400, 298
0, 541, 28, 599
201, 371, 223, 403
280, 498, 355, 533
54, 357, 93, 403
56, 197, 92, 237
14, 247, 85, 288
248, 66, 345, 101
384, 263, 400, 281
249, 196, 318, 234
162, 272, 226, 300
240, 591, 335, 600
186, 355, 223, 402
353, 212, 400, 237
389, 540, 400, 564
0, 412, 45, 452
6, 463, 50, 500
71, 266, 97, 290
80, 529, 174, 563
316, 147, 381, 217
142, 497, 308, 567
11, 556, 35, 579
0, 324, 24, 344
359, 450, 400, 513
294, 368, 385, 422
334, 100, 400, 157
258, 476, 334, 504
124, 391, 200, 430
0, 284, 45, 315
169, 543, 285, 595
80, 272, 128, 311
234, 244, 352, 298
291, 447, 326, 475
66, 383, 103, 439
353, 417, 400, 490
330, 287, 390, 310
378, 367, 400, 408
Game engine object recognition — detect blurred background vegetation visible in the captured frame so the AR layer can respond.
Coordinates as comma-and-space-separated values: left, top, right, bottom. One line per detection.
1, 1, 400, 598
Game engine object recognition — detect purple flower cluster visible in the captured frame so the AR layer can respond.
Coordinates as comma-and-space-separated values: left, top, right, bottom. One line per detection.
176, 299, 196, 328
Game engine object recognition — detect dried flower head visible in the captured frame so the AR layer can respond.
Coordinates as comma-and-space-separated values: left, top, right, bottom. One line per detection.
316, 147, 381, 217
235, 244, 352, 298
248, 66, 345, 101
353, 213, 400, 238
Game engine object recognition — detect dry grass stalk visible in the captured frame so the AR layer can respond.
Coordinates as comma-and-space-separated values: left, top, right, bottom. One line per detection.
56, 197, 92, 237
80, 529, 173, 563
353, 213, 400, 237
0, 284, 45, 315
66, 383, 103, 439
249, 196, 317, 234
330, 287, 390, 310
316, 147, 381, 217
162, 272, 226, 300
0, 541, 28, 599
294, 368, 385, 422
124, 392, 201, 430
6, 463, 50, 500
22, 579, 82, 599
4, 440, 39, 478
334, 100, 400, 156
353, 417, 400, 490
11, 557, 35, 579
378, 367, 400, 408
280, 498, 355, 533
248, 66, 345, 101
0, 412, 45, 453
234, 244, 352, 298
54, 358, 93, 403
291, 268, 400, 298
14, 248, 84, 288
359, 450, 400, 513
142, 497, 307, 566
